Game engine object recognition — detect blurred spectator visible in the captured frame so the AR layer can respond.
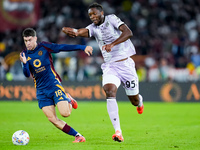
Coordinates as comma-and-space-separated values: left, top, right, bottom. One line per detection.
145, 57, 160, 82
190, 48, 200, 67
1, 0, 200, 82
136, 63, 147, 82
159, 58, 170, 81
0, 57, 7, 80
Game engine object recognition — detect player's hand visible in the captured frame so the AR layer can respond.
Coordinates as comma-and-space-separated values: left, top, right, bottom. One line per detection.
84, 46, 93, 56
102, 43, 114, 52
62, 27, 78, 38
20, 52, 27, 64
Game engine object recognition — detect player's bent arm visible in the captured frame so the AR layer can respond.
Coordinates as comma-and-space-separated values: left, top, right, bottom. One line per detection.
111, 24, 133, 47
20, 52, 30, 77
21, 62, 30, 77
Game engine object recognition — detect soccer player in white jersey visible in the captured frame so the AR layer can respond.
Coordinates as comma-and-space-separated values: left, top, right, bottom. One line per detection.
62, 2, 144, 142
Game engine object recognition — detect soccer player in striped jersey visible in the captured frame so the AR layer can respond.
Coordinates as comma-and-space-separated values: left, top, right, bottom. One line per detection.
62, 3, 144, 142
20, 28, 93, 143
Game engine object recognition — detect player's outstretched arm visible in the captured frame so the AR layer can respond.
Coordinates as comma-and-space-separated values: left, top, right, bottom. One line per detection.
62, 27, 89, 38
84, 46, 93, 56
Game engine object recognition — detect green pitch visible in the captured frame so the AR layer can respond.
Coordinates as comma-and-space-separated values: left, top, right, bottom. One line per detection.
0, 101, 200, 150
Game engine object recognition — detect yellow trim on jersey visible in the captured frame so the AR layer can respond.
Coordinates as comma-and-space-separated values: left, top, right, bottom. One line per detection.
56, 84, 66, 93
51, 67, 60, 83
33, 77, 36, 88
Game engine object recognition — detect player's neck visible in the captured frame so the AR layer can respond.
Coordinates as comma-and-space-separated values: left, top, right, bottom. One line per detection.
98, 17, 105, 26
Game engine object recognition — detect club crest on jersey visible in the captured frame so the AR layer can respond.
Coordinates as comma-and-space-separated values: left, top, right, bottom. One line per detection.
38, 51, 43, 56
33, 59, 41, 68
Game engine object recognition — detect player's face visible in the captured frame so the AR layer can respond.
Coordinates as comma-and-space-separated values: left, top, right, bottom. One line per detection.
88, 8, 104, 25
23, 36, 37, 50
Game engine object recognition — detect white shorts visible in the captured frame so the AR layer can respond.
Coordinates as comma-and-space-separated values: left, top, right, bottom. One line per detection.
101, 57, 139, 96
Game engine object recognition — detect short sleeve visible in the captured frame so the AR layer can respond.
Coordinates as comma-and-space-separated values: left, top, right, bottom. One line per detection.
86, 24, 94, 37
108, 14, 124, 29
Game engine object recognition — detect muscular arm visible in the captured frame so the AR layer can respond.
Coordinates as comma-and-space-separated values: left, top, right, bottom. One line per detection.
77, 28, 89, 37
62, 27, 89, 38
103, 24, 133, 52
112, 24, 133, 46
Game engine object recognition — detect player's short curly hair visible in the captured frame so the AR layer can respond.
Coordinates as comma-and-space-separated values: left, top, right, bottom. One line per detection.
88, 2, 103, 12
22, 28, 36, 37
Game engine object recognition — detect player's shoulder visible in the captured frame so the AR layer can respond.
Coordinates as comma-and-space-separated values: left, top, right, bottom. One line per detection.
39, 41, 52, 46
107, 14, 119, 19
88, 22, 96, 27
107, 14, 123, 26
38, 41, 53, 49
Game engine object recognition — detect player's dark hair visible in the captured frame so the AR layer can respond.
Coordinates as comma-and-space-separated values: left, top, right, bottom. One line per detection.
22, 28, 36, 37
88, 2, 103, 12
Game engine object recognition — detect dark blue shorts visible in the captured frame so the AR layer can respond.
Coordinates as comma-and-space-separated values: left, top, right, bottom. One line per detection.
37, 84, 70, 109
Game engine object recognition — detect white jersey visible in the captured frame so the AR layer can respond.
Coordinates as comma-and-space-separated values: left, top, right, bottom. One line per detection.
86, 14, 136, 63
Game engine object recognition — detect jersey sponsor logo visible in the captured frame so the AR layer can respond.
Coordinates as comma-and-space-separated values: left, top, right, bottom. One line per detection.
56, 84, 65, 93
51, 68, 61, 83
33, 59, 41, 68
38, 51, 43, 56
35, 66, 46, 73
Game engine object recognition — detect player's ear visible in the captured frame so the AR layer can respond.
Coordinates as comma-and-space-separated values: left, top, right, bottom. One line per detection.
101, 11, 104, 16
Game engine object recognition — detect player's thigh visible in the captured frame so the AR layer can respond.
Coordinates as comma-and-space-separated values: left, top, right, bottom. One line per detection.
57, 101, 72, 117
37, 91, 55, 109
102, 74, 121, 89
42, 105, 57, 120
120, 58, 139, 96
101, 62, 121, 88
123, 74, 139, 96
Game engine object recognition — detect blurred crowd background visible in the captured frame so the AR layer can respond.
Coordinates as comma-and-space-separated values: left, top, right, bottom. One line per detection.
0, 0, 200, 82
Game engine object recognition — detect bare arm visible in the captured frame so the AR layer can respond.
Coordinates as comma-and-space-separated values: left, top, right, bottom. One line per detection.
102, 24, 133, 52
62, 27, 89, 38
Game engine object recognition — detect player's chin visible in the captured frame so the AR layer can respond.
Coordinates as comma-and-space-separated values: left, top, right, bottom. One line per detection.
93, 21, 99, 25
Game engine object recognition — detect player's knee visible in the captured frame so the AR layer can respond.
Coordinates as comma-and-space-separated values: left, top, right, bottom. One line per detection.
104, 90, 116, 97
60, 111, 71, 117
48, 116, 57, 124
